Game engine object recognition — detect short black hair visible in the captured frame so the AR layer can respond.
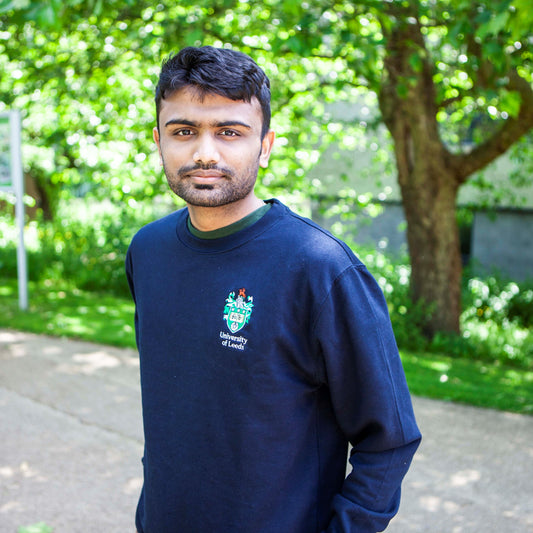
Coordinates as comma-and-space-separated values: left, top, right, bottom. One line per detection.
155, 46, 271, 138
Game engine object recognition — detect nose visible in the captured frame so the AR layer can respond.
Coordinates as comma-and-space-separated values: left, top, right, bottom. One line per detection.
193, 134, 220, 166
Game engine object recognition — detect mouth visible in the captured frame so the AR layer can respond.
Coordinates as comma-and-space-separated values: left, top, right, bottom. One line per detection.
183, 169, 228, 184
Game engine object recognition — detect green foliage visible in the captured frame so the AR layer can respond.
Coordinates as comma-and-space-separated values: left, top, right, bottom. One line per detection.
507, 288, 533, 328
463, 275, 533, 328
2, 0, 529, 221
350, 243, 533, 370
0, 199, 166, 296
360, 249, 430, 352
0, 6, 164, 218
456, 274, 533, 368
430, 275, 533, 369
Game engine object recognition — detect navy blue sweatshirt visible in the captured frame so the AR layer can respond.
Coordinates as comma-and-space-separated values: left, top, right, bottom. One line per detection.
126, 199, 421, 533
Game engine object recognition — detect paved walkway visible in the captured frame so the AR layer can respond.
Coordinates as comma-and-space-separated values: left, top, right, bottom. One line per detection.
0, 329, 532, 533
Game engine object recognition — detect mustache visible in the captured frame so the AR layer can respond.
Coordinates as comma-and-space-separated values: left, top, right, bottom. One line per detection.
178, 163, 233, 177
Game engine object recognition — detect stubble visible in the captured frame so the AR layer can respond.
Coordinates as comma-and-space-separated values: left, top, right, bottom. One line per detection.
162, 158, 261, 208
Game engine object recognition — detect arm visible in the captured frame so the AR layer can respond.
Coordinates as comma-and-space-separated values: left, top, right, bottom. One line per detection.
314, 265, 421, 532
327, 441, 420, 532
125, 246, 140, 348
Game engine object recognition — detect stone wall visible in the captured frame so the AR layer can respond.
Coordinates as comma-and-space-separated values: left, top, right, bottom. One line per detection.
313, 201, 533, 282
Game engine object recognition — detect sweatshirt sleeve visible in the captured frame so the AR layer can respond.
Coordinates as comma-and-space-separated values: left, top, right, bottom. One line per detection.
125, 245, 140, 349
313, 264, 421, 532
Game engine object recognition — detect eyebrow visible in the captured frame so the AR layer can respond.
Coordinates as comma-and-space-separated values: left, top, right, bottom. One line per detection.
164, 118, 252, 130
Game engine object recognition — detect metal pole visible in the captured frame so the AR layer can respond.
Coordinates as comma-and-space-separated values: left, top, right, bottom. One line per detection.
10, 110, 28, 310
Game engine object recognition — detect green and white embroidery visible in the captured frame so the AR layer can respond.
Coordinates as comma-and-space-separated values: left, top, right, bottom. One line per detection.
223, 288, 254, 333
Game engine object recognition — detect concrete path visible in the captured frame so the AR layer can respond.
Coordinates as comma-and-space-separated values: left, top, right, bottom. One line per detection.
0, 329, 532, 533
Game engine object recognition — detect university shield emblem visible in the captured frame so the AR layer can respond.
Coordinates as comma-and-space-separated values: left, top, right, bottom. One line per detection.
223, 288, 254, 333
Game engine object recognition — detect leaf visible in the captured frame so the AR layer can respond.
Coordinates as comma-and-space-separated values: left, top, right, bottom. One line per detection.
93, 0, 103, 17
477, 11, 509, 39
37, 4, 56, 26
281, 0, 301, 17
508, 0, 533, 41
185, 29, 204, 47
448, 20, 466, 46
286, 35, 303, 54
500, 90, 522, 118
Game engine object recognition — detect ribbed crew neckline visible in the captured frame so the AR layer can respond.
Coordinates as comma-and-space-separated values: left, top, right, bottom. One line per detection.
176, 199, 284, 253
187, 202, 272, 240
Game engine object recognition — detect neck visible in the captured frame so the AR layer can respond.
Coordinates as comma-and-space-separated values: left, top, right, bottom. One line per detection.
187, 194, 265, 232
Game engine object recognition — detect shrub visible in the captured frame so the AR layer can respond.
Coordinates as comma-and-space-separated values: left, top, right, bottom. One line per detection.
359, 248, 430, 352
459, 274, 533, 368
508, 288, 533, 328
0, 199, 171, 296
352, 244, 533, 369
462, 275, 533, 328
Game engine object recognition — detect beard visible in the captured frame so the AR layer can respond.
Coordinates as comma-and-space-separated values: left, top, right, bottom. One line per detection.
163, 159, 261, 208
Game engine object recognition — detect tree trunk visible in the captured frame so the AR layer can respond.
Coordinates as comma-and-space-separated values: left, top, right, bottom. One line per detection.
385, 105, 463, 336
400, 167, 462, 335
378, 6, 462, 336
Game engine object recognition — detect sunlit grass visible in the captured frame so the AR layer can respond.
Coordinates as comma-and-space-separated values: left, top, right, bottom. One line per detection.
1, 277, 532, 414
401, 351, 533, 415
0, 278, 136, 348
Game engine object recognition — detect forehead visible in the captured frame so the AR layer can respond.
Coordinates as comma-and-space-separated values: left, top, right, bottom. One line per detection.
159, 87, 263, 129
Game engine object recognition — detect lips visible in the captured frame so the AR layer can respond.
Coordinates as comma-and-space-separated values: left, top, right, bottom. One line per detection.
184, 169, 229, 183
190, 173, 223, 179
177, 164, 233, 183
188, 170, 223, 177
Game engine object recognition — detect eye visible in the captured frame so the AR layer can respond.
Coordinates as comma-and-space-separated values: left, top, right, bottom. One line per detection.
173, 128, 194, 137
219, 129, 240, 137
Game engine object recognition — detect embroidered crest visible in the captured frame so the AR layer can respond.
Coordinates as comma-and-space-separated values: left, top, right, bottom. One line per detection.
223, 288, 254, 333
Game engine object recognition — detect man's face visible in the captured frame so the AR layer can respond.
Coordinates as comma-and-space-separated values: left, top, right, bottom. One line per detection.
154, 87, 274, 208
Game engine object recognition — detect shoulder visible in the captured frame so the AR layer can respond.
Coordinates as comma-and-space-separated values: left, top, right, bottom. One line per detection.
271, 199, 364, 270
128, 208, 185, 252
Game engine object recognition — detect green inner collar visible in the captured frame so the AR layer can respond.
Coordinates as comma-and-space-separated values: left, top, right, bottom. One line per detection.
187, 203, 272, 240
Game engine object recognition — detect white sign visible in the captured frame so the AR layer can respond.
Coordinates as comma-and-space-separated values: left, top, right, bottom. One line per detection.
0, 110, 28, 310
0, 114, 12, 190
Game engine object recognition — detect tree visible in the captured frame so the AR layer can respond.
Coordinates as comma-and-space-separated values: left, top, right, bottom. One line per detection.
374, 0, 533, 335
0, 0, 162, 219
1, 0, 532, 336
260, 0, 533, 336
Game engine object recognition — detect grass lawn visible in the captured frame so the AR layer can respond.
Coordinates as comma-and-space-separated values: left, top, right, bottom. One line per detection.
400, 350, 532, 414
1, 278, 532, 415
0, 279, 136, 348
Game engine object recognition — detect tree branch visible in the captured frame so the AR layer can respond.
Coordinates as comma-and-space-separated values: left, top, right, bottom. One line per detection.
448, 69, 533, 184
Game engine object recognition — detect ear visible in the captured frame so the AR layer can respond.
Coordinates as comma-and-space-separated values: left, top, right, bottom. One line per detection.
153, 127, 163, 165
259, 129, 275, 168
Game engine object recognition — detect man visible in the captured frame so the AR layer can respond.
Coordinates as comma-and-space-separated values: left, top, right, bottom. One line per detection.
126, 46, 421, 533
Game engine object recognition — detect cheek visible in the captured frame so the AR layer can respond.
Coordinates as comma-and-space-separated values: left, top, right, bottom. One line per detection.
160, 142, 188, 163
229, 141, 263, 164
